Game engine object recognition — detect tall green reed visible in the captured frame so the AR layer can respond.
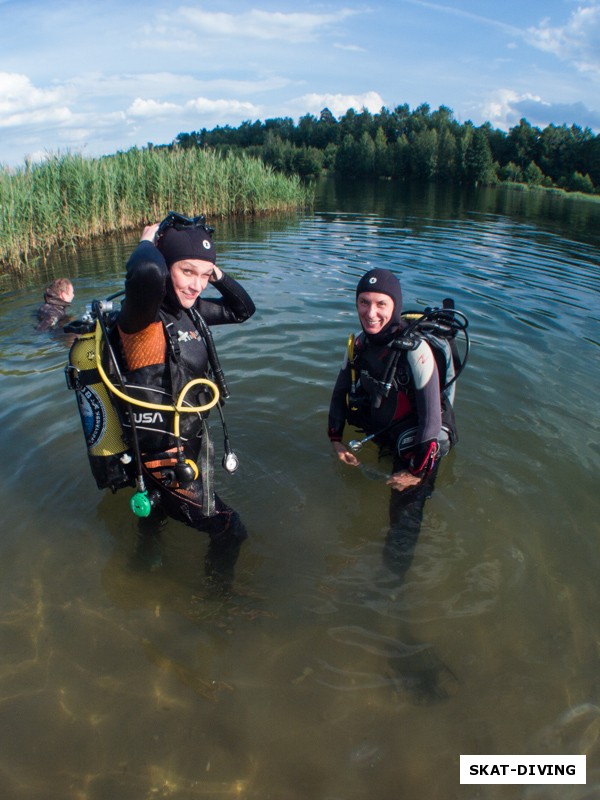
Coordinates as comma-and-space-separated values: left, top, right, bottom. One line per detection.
0, 147, 311, 274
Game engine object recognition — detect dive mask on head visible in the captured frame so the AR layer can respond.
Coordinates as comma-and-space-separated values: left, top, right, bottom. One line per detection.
156, 211, 216, 267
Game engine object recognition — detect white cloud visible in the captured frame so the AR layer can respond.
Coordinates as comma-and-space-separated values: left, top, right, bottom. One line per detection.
0, 105, 74, 130
287, 91, 385, 118
68, 72, 291, 101
127, 95, 259, 121
0, 72, 70, 116
127, 97, 260, 135
334, 43, 366, 52
480, 89, 542, 129
170, 7, 359, 43
128, 98, 180, 118
185, 97, 259, 116
480, 88, 600, 131
527, 2, 600, 76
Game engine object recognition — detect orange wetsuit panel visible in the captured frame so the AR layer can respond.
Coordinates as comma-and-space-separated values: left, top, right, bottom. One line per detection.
118, 322, 166, 370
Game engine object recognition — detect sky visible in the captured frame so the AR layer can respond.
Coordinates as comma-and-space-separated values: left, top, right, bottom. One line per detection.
1, 0, 599, 168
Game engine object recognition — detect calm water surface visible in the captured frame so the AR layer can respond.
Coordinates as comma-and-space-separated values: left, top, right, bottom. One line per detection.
0, 181, 599, 800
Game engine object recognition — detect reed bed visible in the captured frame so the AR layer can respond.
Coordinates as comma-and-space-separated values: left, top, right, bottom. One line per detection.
0, 147, 312, 274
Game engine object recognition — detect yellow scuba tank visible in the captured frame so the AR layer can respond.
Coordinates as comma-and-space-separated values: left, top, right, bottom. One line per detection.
65, 324, 134, 492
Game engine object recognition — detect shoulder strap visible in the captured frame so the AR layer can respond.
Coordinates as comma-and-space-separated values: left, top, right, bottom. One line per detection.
158, 313, 180, 358
158, 311, 188, 398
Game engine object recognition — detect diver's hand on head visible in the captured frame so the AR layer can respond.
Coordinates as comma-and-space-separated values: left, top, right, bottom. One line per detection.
140, 223, 160, 243
209, 265, 223, 282
386, 470, 423, 491
332, 441, 360, 467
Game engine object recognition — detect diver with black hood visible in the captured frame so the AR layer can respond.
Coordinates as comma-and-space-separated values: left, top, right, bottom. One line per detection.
327, 268, 470, 702
328, 267, 465, 580
115, 215, 255, 573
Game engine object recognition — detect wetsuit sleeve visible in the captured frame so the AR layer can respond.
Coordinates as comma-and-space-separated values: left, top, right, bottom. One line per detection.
403, 340, 442, 475
196, 272, 256, 325
117, 241, 168, 334
328, 354, 351, 442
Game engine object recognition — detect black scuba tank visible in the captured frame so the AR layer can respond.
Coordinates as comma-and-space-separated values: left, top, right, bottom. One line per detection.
65, 324, 134, 492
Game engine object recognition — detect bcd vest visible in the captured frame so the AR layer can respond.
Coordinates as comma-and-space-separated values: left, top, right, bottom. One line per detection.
116, 308, 213, 454
347, 332, 457, 445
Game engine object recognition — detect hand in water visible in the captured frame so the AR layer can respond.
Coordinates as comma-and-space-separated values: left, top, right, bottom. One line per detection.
386, 470, 423, 492
331, 441, 360, 467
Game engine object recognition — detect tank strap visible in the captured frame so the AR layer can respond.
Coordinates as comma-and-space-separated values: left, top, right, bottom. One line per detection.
65, 364, 100, 391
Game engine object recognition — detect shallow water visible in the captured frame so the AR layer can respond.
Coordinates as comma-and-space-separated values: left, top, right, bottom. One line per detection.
0, 180, 599, 800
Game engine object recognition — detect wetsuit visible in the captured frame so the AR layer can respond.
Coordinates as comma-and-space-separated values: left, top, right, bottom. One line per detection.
328, 323, 457, 582
36, 289, 71, 331
116, 240, 255, 543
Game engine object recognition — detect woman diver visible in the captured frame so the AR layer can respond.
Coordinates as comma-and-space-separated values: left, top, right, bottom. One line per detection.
115, 216, 256, 575
328, 268, 460, 580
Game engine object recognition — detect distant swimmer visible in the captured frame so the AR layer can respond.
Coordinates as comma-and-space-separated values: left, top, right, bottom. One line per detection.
36, 278, 74, 331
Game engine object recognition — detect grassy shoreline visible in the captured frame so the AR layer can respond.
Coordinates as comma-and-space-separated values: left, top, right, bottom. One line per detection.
496, 179, 600, 203
0, 147, 312, 275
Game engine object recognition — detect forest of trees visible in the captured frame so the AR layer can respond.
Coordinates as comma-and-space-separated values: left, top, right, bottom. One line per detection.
171, 103, 600, 195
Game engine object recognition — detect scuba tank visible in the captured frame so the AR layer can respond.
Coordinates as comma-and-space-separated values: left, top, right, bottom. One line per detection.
65, 316, 134, 492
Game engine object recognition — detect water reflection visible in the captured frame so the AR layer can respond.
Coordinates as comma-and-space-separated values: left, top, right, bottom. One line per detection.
0, 182, 599, 798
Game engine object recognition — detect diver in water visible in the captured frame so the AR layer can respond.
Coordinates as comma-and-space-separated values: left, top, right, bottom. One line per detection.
36, 278, 74, 331
116, 218, 256, 580
66, 214, 256, 589
327, 268, 468, 703
328, 268, 462, 582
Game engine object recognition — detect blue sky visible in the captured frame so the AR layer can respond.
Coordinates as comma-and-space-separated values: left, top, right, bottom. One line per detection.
1, 0, 599, 168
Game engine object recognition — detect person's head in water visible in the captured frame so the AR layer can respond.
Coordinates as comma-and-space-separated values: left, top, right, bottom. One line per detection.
355, 268, 402, 341
157, 226, 217, 309
45, 277, 74, 305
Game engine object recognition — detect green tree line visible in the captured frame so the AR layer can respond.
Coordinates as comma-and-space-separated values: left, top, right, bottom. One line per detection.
173, 103, 600, 195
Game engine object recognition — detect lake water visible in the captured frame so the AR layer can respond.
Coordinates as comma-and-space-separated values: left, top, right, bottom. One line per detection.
0, 179, 599, 800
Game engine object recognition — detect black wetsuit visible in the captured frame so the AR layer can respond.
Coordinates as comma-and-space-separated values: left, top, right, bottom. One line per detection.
117, 241, 256, 545
328, 325, 457, 582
